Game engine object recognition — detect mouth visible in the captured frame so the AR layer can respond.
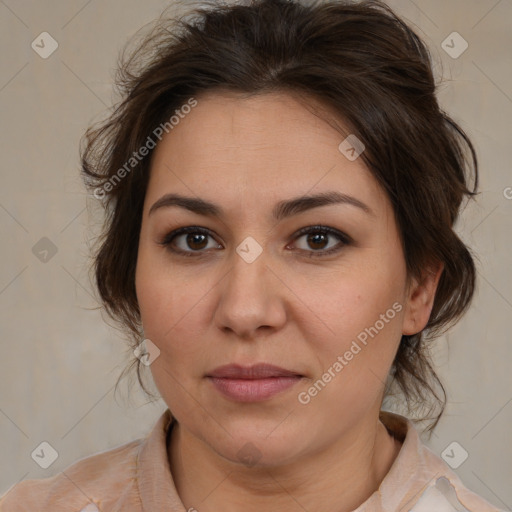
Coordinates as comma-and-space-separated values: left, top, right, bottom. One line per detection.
206, 363, 304, 402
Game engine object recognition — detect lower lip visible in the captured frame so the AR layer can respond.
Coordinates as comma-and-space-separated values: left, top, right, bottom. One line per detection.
208, 376, 302, 402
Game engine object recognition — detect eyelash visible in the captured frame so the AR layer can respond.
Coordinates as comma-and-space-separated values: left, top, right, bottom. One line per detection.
158, 225, 351, 259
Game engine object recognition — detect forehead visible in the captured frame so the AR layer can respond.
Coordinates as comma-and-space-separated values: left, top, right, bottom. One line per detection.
145, 90, 386, 217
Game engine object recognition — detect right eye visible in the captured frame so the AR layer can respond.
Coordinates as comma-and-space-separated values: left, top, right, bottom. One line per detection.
159, 226, 222, 257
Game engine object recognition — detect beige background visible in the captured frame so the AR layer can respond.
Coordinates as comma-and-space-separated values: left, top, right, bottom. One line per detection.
0, 0, 511, 508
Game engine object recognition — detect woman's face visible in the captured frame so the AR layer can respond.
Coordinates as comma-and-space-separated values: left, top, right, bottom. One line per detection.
135, 91, 432, 466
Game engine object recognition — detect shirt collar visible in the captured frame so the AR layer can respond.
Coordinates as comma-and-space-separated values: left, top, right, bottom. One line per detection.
136, 409, 430, 511
136, 409, 184, 511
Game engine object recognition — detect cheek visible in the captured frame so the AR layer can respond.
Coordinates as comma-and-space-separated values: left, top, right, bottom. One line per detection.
305, 265, 404, 337
136, 240, 185, 331
297, 280, 404, 417
135, 254, 214, 368
298, 261, 406, 387
135, 261, 211, 408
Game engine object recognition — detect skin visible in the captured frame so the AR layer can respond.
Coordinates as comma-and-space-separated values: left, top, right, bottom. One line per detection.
135, 90, 442, 512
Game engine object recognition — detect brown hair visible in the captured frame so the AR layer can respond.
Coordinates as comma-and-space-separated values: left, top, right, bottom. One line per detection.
81, 0, 478, 431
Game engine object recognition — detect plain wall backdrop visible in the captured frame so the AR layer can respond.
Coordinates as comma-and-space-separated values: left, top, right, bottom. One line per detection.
0, 0, 511, 508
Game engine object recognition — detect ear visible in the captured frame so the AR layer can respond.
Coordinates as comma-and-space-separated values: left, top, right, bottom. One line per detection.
402, 262, 444, 336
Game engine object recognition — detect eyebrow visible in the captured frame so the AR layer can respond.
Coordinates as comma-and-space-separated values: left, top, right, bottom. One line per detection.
148, 191, 374, 220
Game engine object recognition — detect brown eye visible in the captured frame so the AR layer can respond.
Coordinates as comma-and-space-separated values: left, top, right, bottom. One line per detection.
160, 227, 222, 256
291, 226, 351, 257
305, 232, 330, 250
184, 233, 209, 250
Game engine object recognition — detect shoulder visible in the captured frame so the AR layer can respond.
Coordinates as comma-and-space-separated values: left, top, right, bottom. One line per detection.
380, 411, 503, 512
408, 472, 505, 512
412, 447, 504, 512
0, 438, 143, 512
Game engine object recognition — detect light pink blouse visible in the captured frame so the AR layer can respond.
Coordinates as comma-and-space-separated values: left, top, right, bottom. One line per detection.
0, 410, 503, 511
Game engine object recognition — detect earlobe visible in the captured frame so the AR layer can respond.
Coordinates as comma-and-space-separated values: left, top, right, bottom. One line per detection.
402, 263, 444, 336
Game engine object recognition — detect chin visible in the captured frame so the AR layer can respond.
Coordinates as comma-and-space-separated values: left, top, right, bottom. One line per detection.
215, 435, 301, 468
200, 415, 314, 468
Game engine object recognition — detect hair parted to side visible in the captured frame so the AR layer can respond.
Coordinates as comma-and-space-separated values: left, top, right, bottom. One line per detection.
81, 0, 478, 432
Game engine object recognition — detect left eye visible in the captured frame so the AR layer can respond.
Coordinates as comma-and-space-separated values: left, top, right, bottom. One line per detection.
290, 226, 350, 256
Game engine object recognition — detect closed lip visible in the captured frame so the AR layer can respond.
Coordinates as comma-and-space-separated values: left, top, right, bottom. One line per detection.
206, 363, 303, 379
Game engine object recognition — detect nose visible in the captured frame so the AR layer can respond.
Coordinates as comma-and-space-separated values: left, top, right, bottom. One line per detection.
213, 247, 287, 340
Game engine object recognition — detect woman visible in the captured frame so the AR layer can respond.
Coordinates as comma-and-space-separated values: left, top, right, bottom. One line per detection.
0, 0, 503, 510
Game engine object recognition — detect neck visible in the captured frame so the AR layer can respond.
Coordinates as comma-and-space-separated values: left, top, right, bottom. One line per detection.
168, 411, 402, 512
